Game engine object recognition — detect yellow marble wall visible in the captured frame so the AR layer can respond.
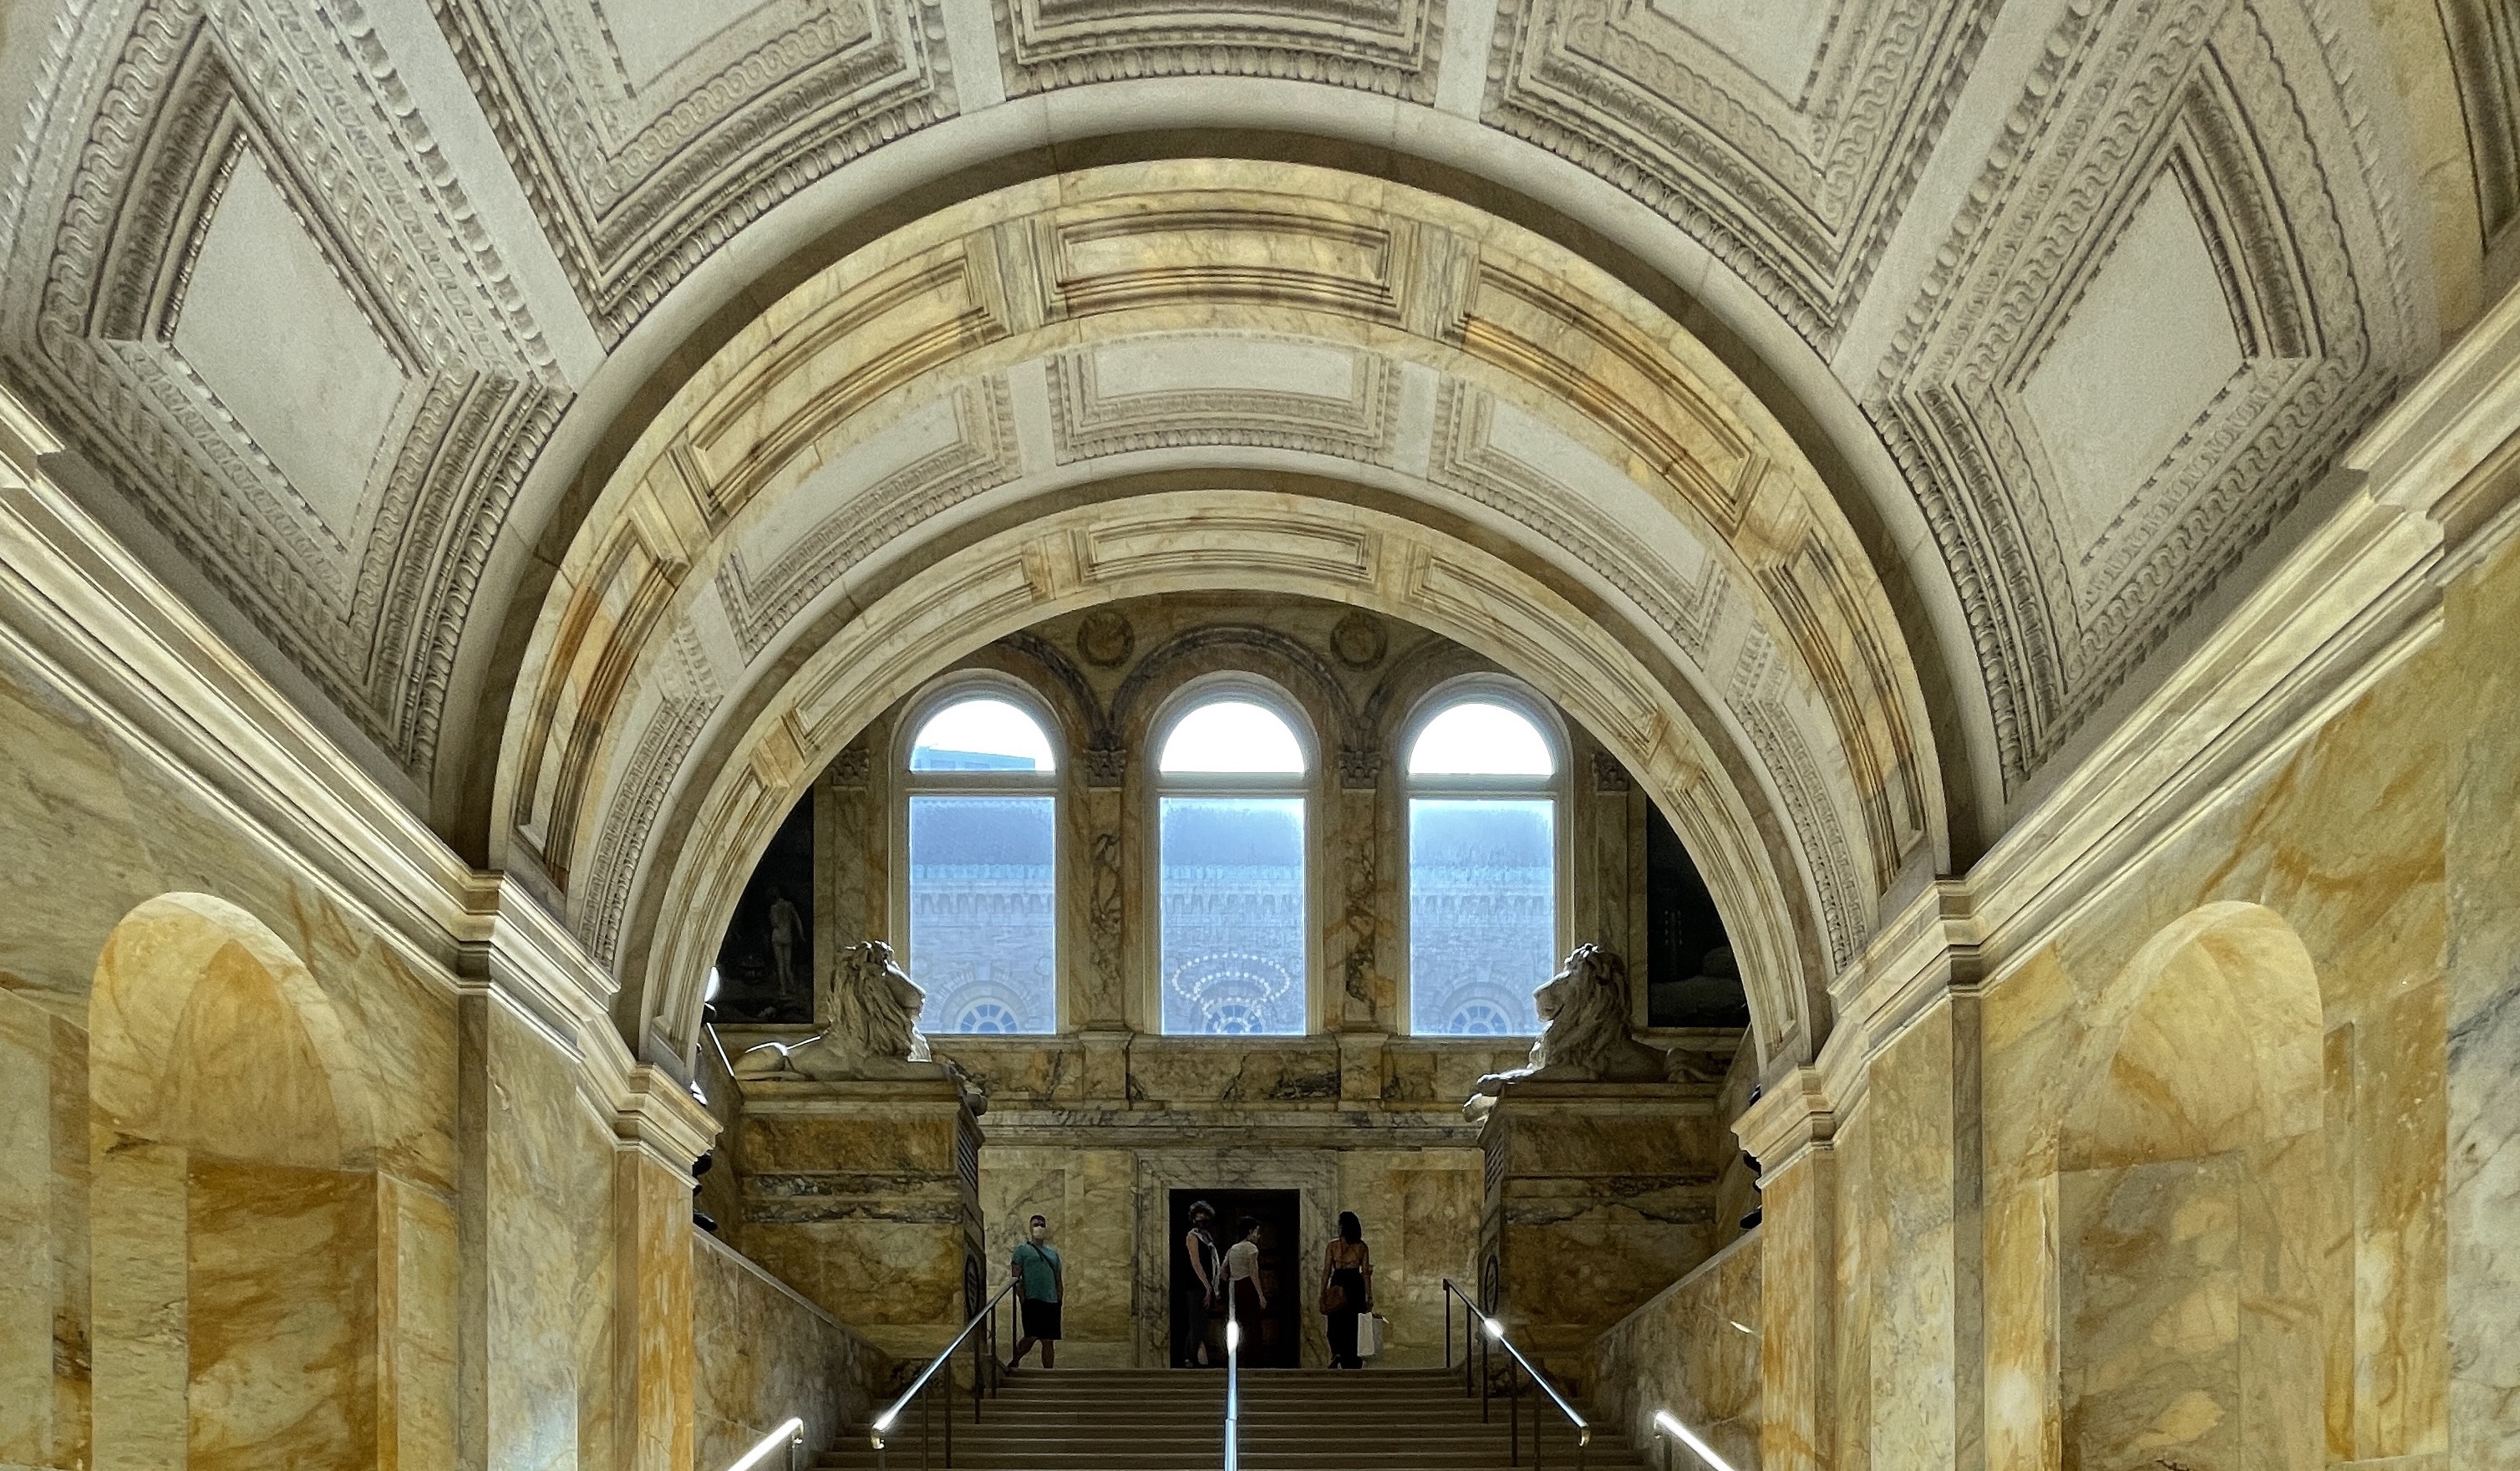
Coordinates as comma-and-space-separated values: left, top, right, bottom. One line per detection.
484, 997, 624, 1470
978, 1145, 1141, 1366
722, 1081, 983, 1365
185, 1160, 378, 1470
1481, 1082, 1733, 1372
973, 1134, 1482, 1370
1589, 1232, 1760, 1471
1961, 602, 2470, 1469
693, 1227, 888, 1471
2441, 526, 2520, 1471
1800, 520, 2520, 1469
0, 633, 703, 1471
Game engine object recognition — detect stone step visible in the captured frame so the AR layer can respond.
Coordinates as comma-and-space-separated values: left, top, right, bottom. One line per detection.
830, 1367, 1632, 1471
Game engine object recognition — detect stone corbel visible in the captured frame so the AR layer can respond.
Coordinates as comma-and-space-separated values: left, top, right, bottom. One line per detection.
611, 1062, 720, 1182
1732, 1066, 1837, 1181
1829, 878, 1982, 1056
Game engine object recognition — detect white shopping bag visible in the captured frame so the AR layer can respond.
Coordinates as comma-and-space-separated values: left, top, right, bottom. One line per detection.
1359, 1313, 1390, 1358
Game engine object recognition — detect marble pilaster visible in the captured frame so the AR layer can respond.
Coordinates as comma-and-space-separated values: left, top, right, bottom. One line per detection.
1738, 1072, 1838, 1471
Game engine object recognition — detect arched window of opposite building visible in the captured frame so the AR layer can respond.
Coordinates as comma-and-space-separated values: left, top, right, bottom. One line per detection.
902, 687, 1060, 1033
1156, 692, 1313, 1036
1404, 690, 1563, 1036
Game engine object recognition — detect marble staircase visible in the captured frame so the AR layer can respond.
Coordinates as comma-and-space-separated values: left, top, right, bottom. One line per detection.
819, 1367, 1652, 1471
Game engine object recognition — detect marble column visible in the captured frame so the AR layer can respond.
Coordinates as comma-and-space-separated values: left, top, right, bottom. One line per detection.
1476, 1079, 1728, 1374
727, 1076, 985, 1365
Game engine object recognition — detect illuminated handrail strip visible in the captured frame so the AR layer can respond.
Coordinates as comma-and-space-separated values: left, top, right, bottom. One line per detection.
1440, 1279, 1590, 1445
1652, 1411, 1741, 1471
870, 1281, 1016, 1447
724, 1417, 803, 1471
1222, 1280, 1242, 1471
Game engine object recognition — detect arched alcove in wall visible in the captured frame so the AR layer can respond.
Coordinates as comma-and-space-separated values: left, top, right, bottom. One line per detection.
2055, 901, 2324, 1471
86, 893, 385, 1471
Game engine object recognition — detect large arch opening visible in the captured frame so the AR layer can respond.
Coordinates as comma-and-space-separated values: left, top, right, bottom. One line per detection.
490, 160, 1958, 1082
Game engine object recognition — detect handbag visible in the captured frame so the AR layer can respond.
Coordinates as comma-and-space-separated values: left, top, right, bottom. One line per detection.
1359, 1313, 1389, 1357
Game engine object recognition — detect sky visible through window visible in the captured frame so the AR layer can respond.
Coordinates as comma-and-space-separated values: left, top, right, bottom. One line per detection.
908, 696, 1056, 1031
1409, 700, 1556, 1035
911, 697, 1056, 771
1408, 700, 1557, 775
1160, 700, 1306, 772
1161, 699, 1308, 1034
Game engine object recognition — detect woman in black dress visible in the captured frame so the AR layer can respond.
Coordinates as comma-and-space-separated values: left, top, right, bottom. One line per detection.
1321, 1210, 1373, 1368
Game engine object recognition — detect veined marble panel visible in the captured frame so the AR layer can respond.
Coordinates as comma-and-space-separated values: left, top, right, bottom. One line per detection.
694, 1228, 888, 1469
1589, 1231, 1759, 1471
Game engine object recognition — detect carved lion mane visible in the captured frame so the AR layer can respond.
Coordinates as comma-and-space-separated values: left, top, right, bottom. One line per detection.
734, 939, 932, 1081
1470, 944, 1666, 1103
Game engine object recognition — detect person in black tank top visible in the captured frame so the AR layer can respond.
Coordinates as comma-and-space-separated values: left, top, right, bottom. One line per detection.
1321, 1210, 1373, 1368
1175, 1200, 1223, 1367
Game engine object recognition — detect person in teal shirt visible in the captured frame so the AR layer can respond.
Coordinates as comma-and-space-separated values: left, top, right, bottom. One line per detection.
1009, 1214, 1064, 1368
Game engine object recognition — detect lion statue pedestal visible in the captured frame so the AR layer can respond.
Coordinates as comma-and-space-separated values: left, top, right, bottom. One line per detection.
1461, 945, 1735, 1375
719, 942, 987, 1363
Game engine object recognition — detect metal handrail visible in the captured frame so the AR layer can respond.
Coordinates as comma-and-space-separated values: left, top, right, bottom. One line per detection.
1222, 1277, 1242, 1471
870, 1280, 1017, 1468
723, 1416, 805, 1471
1650, 1411, 1742, 1471
1441, 1279, 1589, 1470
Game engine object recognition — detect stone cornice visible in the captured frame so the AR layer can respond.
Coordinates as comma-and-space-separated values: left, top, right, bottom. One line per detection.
0, 384, 683, 1145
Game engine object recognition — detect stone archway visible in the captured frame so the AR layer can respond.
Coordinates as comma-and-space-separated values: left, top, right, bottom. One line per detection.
2055, 901, 2324, 1471
625, 487, 1829, 1077
86, 893, 386, 1471
495, 160, 1959, 1078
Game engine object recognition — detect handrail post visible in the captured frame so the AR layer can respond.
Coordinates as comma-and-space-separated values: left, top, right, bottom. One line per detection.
1222, 1271, 1241, 1471
1510, 1356, 1520, 1467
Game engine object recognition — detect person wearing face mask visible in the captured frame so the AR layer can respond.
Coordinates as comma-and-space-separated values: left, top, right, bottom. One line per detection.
1009, 1214, 1064, 1369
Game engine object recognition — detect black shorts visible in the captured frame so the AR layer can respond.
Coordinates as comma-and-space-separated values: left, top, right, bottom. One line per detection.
1020, 1298, 1062, 1341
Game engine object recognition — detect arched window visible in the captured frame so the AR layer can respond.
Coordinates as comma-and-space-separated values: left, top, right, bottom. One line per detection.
903, 691, 1059, 1033
1405, 696, 1560, 1035
1157, 695, 1310, 1035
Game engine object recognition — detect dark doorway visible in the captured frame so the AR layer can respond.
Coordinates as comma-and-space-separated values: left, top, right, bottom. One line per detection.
1170, 1189, 1303, 1367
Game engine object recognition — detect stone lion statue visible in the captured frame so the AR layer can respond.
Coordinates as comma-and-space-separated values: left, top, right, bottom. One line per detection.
734, 939, 934, 1081
1468, 944, 1667, 1111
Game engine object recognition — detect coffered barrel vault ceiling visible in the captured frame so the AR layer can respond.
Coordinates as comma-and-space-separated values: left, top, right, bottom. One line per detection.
0, 0, 2501, 1050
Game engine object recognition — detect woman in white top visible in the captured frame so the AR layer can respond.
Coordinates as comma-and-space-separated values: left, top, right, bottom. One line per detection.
1225, 1216, 1267, 1328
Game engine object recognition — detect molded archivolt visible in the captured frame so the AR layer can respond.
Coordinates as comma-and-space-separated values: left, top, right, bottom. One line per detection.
494, 161, 1948, 1073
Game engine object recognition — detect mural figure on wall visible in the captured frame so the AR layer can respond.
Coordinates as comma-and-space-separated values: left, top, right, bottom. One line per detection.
713, 792, 815, 1023
1467, 944, 1668, 1113
767, 887, 803, 993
